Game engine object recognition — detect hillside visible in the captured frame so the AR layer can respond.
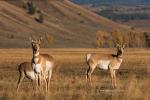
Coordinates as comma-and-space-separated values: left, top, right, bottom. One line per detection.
85, 5, 150, 31
0, 0, 131, 48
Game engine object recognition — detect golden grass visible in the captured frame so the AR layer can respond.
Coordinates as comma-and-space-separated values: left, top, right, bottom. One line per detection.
0, 48, 150, 100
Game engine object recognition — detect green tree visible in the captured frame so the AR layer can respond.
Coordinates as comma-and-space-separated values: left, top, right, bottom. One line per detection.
27, 0, 36, 15
35, 10, 44, 23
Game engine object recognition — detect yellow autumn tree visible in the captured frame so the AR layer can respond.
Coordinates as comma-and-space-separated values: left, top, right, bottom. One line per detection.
45, 33, 53, 46
127, 31, 146, 47
111, 30, 124, 45
96, 31, 107, 48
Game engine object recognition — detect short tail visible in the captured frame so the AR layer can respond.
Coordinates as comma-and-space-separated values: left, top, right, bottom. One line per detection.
17, 63, 22, 73
17, 64, 21, 70
86, 54, 91, 63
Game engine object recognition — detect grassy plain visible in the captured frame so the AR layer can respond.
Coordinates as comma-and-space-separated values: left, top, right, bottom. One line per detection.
0, 48, 150, 100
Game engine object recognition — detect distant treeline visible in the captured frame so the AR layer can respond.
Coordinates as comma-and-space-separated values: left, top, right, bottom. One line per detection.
95, 30, 147, 48
98, 10, 150, 21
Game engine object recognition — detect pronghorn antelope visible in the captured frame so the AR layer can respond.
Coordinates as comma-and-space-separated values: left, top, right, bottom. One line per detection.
86, 44, 125, 88
31, 37, 54, 92
17, 62, 36, 91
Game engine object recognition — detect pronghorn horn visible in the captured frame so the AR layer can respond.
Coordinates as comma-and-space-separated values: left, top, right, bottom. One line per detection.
30, 34, 35, 42
40, 36, 43, 41
29, 37, 34, 42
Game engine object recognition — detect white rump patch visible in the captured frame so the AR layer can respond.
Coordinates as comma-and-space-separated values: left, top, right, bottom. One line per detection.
26, 71, 35, 80
98, 60, 110, 70
86, 54, 91, 61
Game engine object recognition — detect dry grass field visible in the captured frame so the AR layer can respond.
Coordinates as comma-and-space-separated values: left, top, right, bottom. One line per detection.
0, 48, 150, 100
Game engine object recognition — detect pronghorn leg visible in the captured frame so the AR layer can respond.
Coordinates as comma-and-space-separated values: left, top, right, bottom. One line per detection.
38, 74, 43, 92
113, 70, 117, 88
86, 66, 90, 81
44, 76, 47, 93
110, 69, 115, 88
17, 72, 25, 91
34, 73, 38, 92
87, 65, 96, 83
47, 70, 52, 92
31, 80, 35, 91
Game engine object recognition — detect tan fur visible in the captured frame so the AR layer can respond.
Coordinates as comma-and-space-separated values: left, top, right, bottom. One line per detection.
16, 62, 35, 91
37, 54, 54, 71
31, 37, 54, 92
86, 44, 125, 88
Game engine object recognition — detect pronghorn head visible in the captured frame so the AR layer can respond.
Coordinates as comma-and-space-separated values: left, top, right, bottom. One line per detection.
31, 37, 42, 53
116, 43, 126, 57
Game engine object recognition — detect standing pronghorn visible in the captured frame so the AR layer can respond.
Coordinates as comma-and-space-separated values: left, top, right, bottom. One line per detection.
16, 62, 50, 91
31, 37, 54, 92
86, 44, 125, 88
17, 62, 36, 91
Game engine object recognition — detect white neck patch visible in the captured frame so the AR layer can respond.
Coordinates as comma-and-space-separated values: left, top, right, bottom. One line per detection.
34, 52, 39, 56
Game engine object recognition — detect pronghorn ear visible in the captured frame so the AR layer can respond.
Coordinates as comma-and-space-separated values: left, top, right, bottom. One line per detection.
38, 36, 42, 44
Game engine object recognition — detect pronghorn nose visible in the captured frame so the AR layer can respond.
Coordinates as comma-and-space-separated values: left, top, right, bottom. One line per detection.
33, 46, 38, 51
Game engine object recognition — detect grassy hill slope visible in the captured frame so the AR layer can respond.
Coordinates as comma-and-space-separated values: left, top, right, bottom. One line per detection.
0, 0, 131, 48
